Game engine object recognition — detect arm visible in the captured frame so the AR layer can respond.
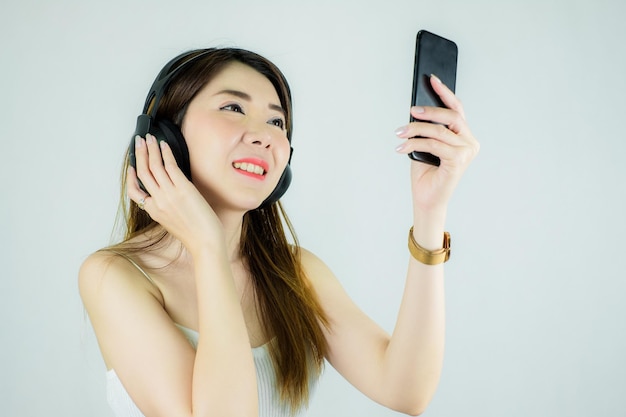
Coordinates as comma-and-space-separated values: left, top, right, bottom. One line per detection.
79, 135, 258, 417
307, 76, 478, 415
303, 248, 444, 416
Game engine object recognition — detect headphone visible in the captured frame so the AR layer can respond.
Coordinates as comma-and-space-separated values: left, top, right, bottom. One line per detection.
128, 49, 293, 208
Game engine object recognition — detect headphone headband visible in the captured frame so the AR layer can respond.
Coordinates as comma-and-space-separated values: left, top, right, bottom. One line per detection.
142, 49, 216, 117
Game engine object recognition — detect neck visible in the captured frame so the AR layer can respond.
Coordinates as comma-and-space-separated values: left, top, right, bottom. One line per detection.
216, 209, 246, 263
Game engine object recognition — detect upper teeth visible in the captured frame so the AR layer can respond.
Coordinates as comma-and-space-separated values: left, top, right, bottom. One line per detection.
233, 162, 265, 175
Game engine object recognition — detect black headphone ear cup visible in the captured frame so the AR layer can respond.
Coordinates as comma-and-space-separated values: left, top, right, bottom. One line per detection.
128, 116, 192, 188
261, 164, 292, 207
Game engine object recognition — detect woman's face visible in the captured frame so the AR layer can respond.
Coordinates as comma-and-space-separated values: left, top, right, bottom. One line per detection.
181, 61, 291, 212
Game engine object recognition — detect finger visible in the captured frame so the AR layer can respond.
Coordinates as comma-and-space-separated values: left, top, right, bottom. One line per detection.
134, 135, 159, 194
145, 134, 173, 188
126, 166, 151, 209
396, 119, 462, 146
430, 74, 466, 120
397, 132, 480, 172
159, 140, 189, 186
409, 104, 468, 136
396, 137, 457, 162
136, 195, 150, 211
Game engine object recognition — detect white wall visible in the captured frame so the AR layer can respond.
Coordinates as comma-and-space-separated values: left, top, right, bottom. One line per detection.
2, 0, 625, 416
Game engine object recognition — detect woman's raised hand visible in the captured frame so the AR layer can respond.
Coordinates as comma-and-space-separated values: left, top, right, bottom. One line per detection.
127, 134, 225, 256
395, 75, 479, 213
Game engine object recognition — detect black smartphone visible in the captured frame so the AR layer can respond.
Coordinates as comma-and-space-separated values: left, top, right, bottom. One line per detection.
409, 30, 458, 166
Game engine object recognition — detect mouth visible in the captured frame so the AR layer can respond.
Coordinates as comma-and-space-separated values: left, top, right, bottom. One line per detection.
232, 159, 268, 177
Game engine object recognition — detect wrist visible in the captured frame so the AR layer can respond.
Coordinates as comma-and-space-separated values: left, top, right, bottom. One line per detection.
411, 208, 447, 250
188, 237, 228, 264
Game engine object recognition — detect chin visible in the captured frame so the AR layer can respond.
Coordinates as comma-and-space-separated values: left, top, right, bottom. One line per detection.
196, 184, 268, 213
225, 195, 269, 213
246, 197, 270, 211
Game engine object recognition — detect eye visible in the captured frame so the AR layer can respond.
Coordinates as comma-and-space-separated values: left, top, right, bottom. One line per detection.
269, 117, 285, 130
221, 103, 244, 113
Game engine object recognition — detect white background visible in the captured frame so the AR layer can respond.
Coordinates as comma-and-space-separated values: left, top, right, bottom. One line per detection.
2, 1, 625, 416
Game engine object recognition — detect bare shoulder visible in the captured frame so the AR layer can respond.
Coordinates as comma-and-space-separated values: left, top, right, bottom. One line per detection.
298, 246, 351, 305
78, 250, 187, 372
78, 250, 163, 309
298, 247, 335, 283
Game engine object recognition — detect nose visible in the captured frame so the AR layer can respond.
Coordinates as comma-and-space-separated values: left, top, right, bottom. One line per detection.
250, 138, 270, 148
244, 121, 273, 149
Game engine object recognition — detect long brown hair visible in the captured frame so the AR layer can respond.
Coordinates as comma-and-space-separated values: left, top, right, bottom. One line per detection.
111, 48, 328, 411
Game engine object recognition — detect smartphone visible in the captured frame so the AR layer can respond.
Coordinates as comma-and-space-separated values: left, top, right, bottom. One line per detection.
409, 30, 458, 166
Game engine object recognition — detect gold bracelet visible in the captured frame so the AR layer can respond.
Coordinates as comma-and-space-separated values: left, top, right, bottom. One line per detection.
408, 226, 451, 265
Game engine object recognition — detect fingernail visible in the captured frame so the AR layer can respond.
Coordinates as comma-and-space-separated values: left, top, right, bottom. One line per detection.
160, 140, 168, 149
395, 126, 408, 136
146, 134, 155, 144
395, 142, 406, 152
412, 106, 425, 114
430, 74, 441, 83
134, 135, 143, 147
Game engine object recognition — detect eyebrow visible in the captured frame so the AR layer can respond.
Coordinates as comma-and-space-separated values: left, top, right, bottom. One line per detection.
215, 89, 285, 116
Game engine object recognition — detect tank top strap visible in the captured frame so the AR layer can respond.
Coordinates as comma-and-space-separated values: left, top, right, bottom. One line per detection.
100, 249, 158, 287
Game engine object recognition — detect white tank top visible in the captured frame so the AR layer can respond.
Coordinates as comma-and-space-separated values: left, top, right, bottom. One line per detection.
101, 251, 319, 417
106, 324, 318, 417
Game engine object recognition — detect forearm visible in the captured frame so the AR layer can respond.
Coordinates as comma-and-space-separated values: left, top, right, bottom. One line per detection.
191, 249, 258, 417
382, 210, 447, 413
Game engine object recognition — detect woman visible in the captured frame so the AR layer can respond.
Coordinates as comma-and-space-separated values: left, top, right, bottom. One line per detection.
79, 47, 479, 417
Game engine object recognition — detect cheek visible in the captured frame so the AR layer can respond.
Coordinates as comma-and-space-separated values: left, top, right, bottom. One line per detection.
182, 124, 227, 178
183, 117, 233, 155
275, 137, 292, 168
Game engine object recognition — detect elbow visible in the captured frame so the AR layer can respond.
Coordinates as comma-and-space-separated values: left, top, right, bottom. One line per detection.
406, 406, 427, 416
392, 400, 429, 417
383, 385, 437, 416
376, 362, 442, 415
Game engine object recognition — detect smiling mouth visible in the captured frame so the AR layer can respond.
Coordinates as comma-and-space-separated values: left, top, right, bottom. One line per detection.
233, 162, 267, 176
